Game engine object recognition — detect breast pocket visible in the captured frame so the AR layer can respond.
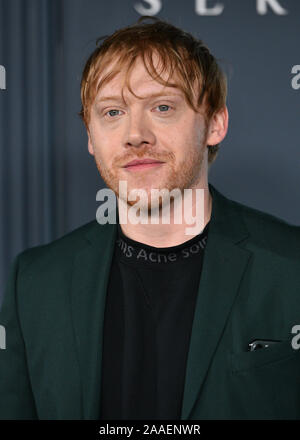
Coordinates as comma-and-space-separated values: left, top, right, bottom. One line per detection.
229, 339, 300, 374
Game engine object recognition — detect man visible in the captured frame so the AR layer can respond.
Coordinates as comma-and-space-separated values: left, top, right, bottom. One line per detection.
0, 16, 300, 420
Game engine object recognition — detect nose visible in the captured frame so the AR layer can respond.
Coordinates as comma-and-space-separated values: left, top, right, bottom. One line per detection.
124, 110, 156, 148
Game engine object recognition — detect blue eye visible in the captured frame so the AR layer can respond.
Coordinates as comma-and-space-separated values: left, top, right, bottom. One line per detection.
106, 109, 121, 117
157, 104, 170, 112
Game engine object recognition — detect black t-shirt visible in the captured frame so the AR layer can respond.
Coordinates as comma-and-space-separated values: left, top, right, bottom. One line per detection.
100, 221, 210, 420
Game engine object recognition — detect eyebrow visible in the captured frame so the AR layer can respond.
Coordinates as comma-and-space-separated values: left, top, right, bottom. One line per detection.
96, 92, 183, 103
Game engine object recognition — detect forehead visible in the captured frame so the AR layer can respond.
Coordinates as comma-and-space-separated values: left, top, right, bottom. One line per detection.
95, 54, 184, 101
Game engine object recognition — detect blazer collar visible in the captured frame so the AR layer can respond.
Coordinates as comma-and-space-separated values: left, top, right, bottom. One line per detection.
70, 183, 252, 419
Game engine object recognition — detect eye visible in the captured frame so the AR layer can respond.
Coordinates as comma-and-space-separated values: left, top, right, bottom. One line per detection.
105, 109, 123, 118
155, 104, 172, 113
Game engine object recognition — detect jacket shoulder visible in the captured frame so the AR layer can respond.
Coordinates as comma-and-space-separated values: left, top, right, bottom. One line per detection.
16, 220, 101, 276
229, 196, 300, 258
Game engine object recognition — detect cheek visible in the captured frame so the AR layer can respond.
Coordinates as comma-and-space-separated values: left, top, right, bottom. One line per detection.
90, 130, 113, 162
93, 146, 110, 167
169, 128, 199, 156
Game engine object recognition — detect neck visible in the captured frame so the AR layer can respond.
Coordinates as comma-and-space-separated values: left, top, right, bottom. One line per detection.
117, 183, 212, 248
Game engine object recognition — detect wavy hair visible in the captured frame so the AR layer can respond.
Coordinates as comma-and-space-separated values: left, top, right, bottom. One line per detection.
79, 16, 227, 165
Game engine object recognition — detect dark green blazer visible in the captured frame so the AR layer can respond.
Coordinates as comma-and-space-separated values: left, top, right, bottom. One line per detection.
1, 183, 300, 420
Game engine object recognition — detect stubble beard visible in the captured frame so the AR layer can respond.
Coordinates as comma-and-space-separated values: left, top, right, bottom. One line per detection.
93, 136, 207, 217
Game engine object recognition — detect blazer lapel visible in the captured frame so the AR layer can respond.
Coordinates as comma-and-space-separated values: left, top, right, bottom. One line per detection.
180, 184, 252, 419
70, 217, 117, 419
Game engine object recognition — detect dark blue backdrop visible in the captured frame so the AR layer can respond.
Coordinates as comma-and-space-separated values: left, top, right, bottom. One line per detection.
1, 0, 299, 303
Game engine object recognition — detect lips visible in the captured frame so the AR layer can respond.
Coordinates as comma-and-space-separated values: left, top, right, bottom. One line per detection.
124, 158, 164, 167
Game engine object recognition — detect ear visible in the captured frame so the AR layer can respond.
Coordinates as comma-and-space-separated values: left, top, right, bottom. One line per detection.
206, 106, 229, 146
87, 130, 95, 156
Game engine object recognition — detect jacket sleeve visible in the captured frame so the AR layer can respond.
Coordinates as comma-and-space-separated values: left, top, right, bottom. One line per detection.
0, 254, 38, 419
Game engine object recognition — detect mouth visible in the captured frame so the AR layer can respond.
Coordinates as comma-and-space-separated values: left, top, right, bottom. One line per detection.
123, 158, 165, 171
